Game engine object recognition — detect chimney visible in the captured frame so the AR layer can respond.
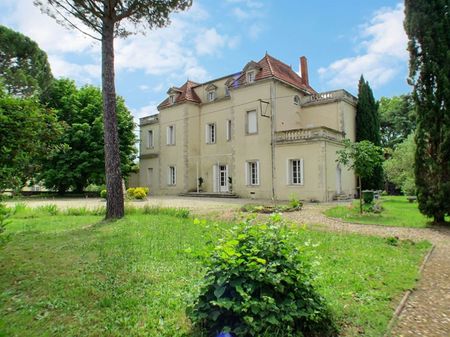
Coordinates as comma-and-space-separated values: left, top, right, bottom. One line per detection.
300, 56, 309, 86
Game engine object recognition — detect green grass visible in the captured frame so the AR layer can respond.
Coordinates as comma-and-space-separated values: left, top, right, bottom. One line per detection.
324, 196, 444, 228
0, 208, 430, 336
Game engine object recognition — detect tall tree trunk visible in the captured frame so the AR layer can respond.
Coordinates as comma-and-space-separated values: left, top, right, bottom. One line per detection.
102, 13, 124, 219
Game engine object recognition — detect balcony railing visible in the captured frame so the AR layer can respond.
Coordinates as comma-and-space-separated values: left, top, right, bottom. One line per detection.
275, 127, 344, 144
301, 90, 357, 106
139, 114, 159, 126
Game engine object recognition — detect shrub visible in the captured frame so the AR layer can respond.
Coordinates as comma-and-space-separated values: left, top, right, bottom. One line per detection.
142, 205, 190, 218
362, 190, 374, 204
0, 203, 11, 246
100, 190, 107, 199
126, 187, 149, 200
188, 215, 336, 337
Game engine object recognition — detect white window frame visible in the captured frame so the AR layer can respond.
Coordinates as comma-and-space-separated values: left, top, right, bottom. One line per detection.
287, 159, 304, 185
245, 160, 260, 186
169, 94, 175, 104
225, 86, 230, 97
205, 123, 216, 144
166, 125, 175, 145
226, 119, 232, 141
293, 95, 300, 105
147, 130, 154, 148
168, 166, 176, 186
246, 110, 258, 134
207, 90, 216, 102
246, 71, 255, 83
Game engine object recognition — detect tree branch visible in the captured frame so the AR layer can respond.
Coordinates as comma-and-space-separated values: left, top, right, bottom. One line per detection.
51, 4, 101, 40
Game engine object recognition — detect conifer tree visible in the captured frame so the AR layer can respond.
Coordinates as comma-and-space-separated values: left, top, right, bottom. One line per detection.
405, 0, 450, 224
355, 75, 383, 190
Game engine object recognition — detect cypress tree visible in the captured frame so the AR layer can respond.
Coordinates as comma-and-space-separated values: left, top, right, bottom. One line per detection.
405, 0, 450, 224
356, 75, 383, 190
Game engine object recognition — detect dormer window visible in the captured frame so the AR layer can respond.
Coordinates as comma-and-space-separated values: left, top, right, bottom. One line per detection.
205, 83, 217, 103
247, 71, 255, 83
207, 90, 215, 102
225, 86, 230, 97
167, 87, 181, 105
293, 95, 300, 105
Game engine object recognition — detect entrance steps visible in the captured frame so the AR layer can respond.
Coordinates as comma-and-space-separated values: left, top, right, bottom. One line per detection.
179, 192, 239, 198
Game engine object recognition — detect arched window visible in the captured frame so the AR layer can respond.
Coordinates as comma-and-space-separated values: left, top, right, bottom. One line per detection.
293, 95, 300, 105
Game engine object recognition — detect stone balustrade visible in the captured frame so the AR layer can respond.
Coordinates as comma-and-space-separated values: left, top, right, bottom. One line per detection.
275, 127, 344, 143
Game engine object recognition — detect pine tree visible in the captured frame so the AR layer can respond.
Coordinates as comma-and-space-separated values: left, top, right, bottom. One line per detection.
405, 0, 450, 224
355, 75, 383, 190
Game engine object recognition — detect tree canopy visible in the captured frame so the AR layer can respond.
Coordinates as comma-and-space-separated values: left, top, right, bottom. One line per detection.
337, 140, 384, 213
378, 95, 416, 149
0, 25, 53, 97
34, 0, 192, 219
39, 78, 137, 193
383, 134, 416, 196
0, 86, 60, 192
405, 0, 450, 224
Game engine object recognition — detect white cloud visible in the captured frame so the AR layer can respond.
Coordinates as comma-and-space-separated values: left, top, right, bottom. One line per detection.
195, 28, 226, 55
226, 0, 263, 9
318, 3, 407, 90
48, 55, 100, 82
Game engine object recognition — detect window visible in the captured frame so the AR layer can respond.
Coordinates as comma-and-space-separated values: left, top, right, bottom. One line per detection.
166, 125, 175, 145
226, 119, 232, 141
246, 71, 255, 83
168, 166, 176, 185
169, 95, 175, 104
206, 123, 216, 144
293, 95, 300, 105
207, 90, 216, 102
225, 86, 230, 97
147, 130, 154, 148
288, 159, 304, 185
246, 161, 260, 186
246, 110, 257, 134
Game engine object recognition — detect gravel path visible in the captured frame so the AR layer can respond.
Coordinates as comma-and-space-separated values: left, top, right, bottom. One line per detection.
5, 197, 449, 336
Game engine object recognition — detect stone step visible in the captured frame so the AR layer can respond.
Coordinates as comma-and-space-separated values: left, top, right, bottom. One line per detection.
179, 192, 239, 199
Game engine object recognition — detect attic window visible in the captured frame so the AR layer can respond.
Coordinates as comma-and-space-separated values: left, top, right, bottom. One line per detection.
225, 86, 230, 97
293, 95, 300, 105
169, 95, 175, 104
246, 71, 255, 83
207, 90, 216, 102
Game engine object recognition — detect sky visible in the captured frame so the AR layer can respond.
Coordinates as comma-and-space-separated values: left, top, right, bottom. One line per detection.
0, 0, 410, 123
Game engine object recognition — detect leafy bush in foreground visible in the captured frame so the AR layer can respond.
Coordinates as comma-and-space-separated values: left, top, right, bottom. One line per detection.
188, 215, 336, 337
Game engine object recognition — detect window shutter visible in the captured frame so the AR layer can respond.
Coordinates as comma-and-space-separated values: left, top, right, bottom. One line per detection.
300, 159, 304, 185
245, 162, 249, 185
256, 161, 260, 185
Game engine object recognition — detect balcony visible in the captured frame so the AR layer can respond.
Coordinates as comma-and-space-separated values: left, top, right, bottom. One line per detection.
275, 127, 344, 144
140, 114, 159, 126
301, 89, 357, 106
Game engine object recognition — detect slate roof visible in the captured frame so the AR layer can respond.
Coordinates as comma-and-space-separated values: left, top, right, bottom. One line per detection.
157, 53, 316, 109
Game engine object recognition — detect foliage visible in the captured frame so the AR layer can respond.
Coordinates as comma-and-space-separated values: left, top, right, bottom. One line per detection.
356, 76, 383, 189
39, 79, 137, 193
383, 134, 416, 195
126, 187, 149, 200
362, 191, 374, 204
0, 25, 53, 97
142, 205, 190, 218
100, 190, 107, 199
324, 196, 449, 228
189, 215, 336, 337
404, 0, 450, 224
337, 140, 384, 213
0, 202, 11, 246
337, 140, 383, 183
240, 202, 302, 214
378, 95, 416, 149
0, 210, 431, 336
34, 0, 193, 219
0, 91, 60, 192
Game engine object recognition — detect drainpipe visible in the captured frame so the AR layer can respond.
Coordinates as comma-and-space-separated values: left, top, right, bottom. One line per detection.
270, 81, 277, 202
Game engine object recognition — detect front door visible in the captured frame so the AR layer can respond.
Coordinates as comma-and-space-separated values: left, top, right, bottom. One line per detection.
218, 165, 228, 193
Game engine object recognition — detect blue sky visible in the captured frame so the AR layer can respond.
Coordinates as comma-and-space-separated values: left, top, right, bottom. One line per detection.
0, 0, 409, 122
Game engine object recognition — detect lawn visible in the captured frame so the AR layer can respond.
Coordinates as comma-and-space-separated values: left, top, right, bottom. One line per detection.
324, 196, 442, 228
0, 205, 431, 337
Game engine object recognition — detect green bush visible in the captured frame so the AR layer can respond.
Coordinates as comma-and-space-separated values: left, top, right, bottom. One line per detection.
100, 190, 107, 199
188, 215, 336, 337
0, 203, 11, 246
